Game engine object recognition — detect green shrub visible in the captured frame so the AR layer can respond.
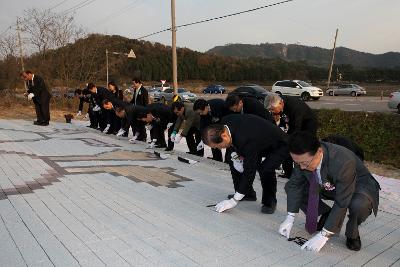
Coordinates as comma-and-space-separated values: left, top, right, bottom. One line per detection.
315, 109, 400, 168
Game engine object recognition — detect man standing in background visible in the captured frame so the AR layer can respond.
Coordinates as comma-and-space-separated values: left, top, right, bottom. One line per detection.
20, 70, 52, 126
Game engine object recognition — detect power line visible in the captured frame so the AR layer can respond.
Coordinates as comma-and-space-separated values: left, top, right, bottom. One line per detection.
89, 0, 141, 28
49, 0, 71, 10
62, 0, 98, 15
136, 0, 295, 40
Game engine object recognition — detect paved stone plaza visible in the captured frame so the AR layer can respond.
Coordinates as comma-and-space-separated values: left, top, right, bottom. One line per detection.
0, 119, 399, 266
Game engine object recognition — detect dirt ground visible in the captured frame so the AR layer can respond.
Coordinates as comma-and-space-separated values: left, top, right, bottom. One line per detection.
1, 102, 399, 180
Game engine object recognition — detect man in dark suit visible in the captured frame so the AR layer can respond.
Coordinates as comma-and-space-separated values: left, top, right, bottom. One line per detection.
20, 70, 52, 126
171, 101, 204, 156
225, 94, 274, 123
202, 114, 288, 214
193, 98, 230, 161
137, 103, 176, 149
265, 93, 318, 178
87, 82, 115, 131
114, 104, 148, 142
129, 78, 149, 140
279, 131, 380, 252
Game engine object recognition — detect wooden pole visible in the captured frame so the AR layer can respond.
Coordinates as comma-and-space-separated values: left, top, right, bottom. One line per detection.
16, 18, 25, 72
327, 28, 338, 90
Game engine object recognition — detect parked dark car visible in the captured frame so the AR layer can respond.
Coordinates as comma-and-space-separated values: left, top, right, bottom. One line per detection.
230, 84, 270, 103
203, 84, 225, 94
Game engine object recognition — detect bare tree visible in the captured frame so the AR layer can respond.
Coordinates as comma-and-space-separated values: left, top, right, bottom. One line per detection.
0, 33, 18, 59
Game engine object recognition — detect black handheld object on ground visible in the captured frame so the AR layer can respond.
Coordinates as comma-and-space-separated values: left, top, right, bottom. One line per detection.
288, 236, 308, 246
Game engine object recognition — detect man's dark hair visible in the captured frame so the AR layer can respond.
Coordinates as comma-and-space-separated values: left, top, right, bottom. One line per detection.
225, 94, 241, 108
115, 106, 126, 113
25, 70, 32, 74
132, 78, 141, 84
74, 89, 82, 95
171, 101, 185, 111
289, 131, 320, 155
102, 99, 111, 106
193, 99, 208, 111
87, 83, 96, 90
202, 124, 225, 145
108, 81, 119, 90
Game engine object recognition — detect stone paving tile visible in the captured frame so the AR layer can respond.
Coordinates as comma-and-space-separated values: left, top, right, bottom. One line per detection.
0, 119, 399, 266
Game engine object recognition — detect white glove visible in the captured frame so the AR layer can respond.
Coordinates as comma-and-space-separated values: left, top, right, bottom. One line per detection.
215, 198, 237, 213
166, 122, 173, 129
145, 124, 153, 131
103, 124, 110, 133
174, 133, 182, 144
196, 141, 204, 151
93, 105, 101, 112
170, 133, 176, 142
231, 152, 244, 173
129, 132, 139, 143
76, 111, 82, 116
301, 229, 331, 252
146, 139, 157, 149
27, 93, 34, 100
84, 113, 89, 119
279, 213, 296, 239
116, 129, 125, 137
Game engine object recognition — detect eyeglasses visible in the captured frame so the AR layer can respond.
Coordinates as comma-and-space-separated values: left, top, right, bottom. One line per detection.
293, 151, 318, 169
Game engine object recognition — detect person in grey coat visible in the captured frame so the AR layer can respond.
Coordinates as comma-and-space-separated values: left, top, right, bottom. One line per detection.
279, 131, 380, 252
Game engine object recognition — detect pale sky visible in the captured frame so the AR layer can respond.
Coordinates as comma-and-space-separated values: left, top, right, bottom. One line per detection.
1, 0, 399, 54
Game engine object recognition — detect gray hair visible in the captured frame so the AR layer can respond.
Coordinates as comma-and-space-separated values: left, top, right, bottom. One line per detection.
264, 93, 282, 109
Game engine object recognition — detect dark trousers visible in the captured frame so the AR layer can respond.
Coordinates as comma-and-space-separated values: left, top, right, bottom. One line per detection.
151, 123, 167, 147
282, 156, 294, 178
211, 148, 223, 162
132, 121, 147, 141
33, 97, 50, 123
227, 143, 288, 205
185, 127, 204, 156
167, 126, 175, 150
300, 192, 373, 238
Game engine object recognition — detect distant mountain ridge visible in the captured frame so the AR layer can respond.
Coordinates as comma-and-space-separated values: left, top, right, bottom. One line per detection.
207, 43, 400, 69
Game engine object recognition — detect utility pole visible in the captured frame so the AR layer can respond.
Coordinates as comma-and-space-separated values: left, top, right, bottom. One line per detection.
16, 18, 25, 72
327, 28, 338, 89
171, 0, 178, 95
106, 49, 109, 85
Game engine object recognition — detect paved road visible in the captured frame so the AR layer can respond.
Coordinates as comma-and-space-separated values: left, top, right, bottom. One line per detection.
0, 119, 399, 266
199, 94, 394, 113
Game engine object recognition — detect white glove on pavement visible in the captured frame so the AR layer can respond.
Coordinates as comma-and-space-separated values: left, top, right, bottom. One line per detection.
93, 105, 101, 112
174, 133, 182, 144
231, 152, 244, 173
116, 129, 125, 137
301, 229, 331, 252
279, 213, 296, 239
215, 198, 237, 213
145, 124, 153, 131
27, 93, 34, 100
103, 124, 110, 133
166, 122, 173, 129
129, 132, 139, 143
196, 141, 204, 151
76, 111, 82, 116
146, 139, 157, 149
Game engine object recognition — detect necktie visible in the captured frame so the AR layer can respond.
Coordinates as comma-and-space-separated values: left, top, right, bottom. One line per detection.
305, 171, 319, 234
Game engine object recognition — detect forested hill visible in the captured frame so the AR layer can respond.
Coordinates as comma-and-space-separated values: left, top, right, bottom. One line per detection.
1, 34, 399, 89
207, 43, 400, 69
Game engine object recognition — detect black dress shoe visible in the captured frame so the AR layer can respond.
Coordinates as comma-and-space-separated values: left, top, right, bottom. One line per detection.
346, 236, 361, 251
317, 210, 331, 231
39, 122, 49, 126
227, 194, 257, 201
34, 121, 42, 125
261, 202, 277, 214
165, 147, 173, 152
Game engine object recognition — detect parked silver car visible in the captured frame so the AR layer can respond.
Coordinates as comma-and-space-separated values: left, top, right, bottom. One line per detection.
159, 88, 197, 104
388, 90, 400, 113
326, 84, 366, 97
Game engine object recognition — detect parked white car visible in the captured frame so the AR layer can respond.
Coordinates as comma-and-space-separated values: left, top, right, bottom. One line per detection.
271, 80, 323, 101
326, 84, 367, 96
388, 90, 400, 113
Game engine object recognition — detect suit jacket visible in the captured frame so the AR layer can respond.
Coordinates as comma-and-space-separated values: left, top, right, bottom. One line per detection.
122, 105, 146, 131
285, 142, 380, 233
281, 96, 318, 135
130, 85, 149, 106
241, 97, 274, 123
173, 102, 201, 136
26, 75, 51, 104
222, 114, 288, 194
200, 98, 230, 130
146, 103, 176, 129
93, 87, 114, 105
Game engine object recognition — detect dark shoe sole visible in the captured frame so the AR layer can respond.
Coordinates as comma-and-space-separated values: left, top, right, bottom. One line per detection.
346, 236, 361, 251
261, 203, 277, 214
227, 194, 257, 201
